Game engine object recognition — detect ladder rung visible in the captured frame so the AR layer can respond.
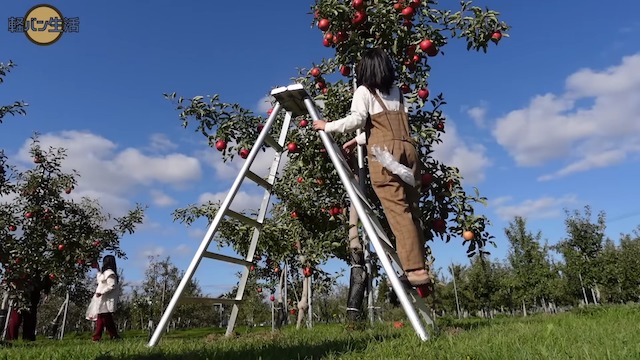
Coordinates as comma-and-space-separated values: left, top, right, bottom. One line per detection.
246, 170, 272, 190
264, 135, 283, 153
226, 209, 262, 228
203, 251, 253, 267
179, 297, 241, 305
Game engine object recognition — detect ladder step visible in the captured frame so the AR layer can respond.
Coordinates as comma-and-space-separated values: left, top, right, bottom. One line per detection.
246, 170, 273, 191
264, 135, 283, 153
179, 297, 241, 306
202, 251, 254, 267
226, 209, 262, 228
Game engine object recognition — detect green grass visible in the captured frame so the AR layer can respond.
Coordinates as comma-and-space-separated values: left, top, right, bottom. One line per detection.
1, 305, 639, 359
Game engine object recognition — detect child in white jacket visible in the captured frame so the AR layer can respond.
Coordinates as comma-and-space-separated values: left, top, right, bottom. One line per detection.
87, 255, 121, 341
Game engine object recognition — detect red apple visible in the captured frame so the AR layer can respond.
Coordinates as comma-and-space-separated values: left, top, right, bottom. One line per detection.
76, 259, 86, 265
401, 6, 414, 18
303, 267, 313, 278
352, 11, 367, 25
406, 45, 417, 56
257, 287, 263, 293
91, 262, 99, 269
418, 88, 429, 100
257, 123, 264, 132
24, 212, 33, 219
324, 32, 334, 43
250, 265, 255, 271
64, 187, 72, 194
393, 321, 404, 328
436, 122, 444, 131
335, 31, 348, 43
403, 19, 413, 29
239, 148, 250, 159
409, 0, 421, 8
339, 65, 351, 76
215, 140, 226, 151
420, 39, 438, 56
33, 156, 43, 164
57, 244, 65, 251
318, 18, 330, 31
48, 274, 55, 280
267, 108, 273, 115
393, 1, 403, 11
270, 295, 275, 302
274, 267, 280, 273
352, 0, 365, 9
316, 81, 326, 89
412, 54, 421, 63
310, 67, 321, 77
463, 230, 475, 241
8, 225, 16, 232
290, 309, 296, 315
433, 218, 446, 233
287, 142, 298, 153
491, 31, 502, 43
93, 240, 101, 247
400, 84, 410, 94
322, 87, 328, 94
299, 119, 308, 127
421, 173, 433, 188
297, 177, 304, 183
291, 211, 299, 219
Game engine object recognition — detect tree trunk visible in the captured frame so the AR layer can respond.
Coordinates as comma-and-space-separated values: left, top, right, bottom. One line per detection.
297, 277, 309, 329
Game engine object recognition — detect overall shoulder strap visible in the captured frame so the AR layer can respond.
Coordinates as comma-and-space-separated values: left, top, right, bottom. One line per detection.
368, 88, 389, 112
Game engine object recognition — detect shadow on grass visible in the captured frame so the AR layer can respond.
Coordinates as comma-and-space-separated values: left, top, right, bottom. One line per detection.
94, 332, 401, 360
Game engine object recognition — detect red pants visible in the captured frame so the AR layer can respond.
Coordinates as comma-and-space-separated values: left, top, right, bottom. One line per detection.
7, 308, 37, 341
92, 313, 119, 341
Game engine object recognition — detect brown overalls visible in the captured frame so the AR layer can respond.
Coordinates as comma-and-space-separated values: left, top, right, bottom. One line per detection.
365, 88, 426, 271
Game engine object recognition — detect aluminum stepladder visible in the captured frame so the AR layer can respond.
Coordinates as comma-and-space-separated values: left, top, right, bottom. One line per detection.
147, 84, 434, 347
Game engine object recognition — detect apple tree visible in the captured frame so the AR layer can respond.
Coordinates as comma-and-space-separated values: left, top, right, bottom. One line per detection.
0, 136, 145, 309
0, 60, 27, 124
166, 0, 509, 324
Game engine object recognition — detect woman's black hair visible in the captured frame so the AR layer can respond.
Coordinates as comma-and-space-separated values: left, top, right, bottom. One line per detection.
102, 255, 118, 282
355, 47, 396, 95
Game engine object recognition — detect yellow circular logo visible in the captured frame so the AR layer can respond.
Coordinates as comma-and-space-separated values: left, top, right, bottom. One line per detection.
24, 4, 64, 46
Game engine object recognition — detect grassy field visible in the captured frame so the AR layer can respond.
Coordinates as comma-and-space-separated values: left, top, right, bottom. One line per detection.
1, 305, 638, 359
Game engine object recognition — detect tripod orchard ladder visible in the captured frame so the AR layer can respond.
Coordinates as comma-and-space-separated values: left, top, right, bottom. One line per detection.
147, 84, 434, 347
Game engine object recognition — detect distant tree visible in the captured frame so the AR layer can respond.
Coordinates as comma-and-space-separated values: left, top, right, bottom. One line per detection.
556, 206, 606, 304
504, 216, 555, 313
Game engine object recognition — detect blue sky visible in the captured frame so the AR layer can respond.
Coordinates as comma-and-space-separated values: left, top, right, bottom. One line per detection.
2, 1, 640, 296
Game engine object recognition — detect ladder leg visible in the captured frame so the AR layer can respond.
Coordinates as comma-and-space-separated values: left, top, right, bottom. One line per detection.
304, 98, 430, 341
148, 103, 284, 347
225, 109, 293, 337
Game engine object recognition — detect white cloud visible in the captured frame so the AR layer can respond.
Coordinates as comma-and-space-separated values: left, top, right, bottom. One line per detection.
174, 244, 192, 255
187, 228, 206, 240
150, 190, 177, 207
141, 246, 165, 258
492, 195, 578, 221
256, 96, 274, 114
15, 131, 202, 216
493, 53, 640, 180
432, 119, 491, 184
466, 103, 488, 128
198, 190, 264, 213
148, 133, 178, 152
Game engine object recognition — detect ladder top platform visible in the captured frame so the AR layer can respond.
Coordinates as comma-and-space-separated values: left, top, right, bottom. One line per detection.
270, 84, 310, 117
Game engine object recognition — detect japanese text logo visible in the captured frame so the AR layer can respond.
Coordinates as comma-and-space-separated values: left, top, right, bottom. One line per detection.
8, 4, 79, 46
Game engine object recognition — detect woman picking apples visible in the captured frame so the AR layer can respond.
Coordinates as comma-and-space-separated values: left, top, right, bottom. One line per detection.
313, 48, 429, 286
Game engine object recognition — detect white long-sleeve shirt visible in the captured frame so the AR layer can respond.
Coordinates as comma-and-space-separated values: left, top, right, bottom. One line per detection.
324, 85, 406, 144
